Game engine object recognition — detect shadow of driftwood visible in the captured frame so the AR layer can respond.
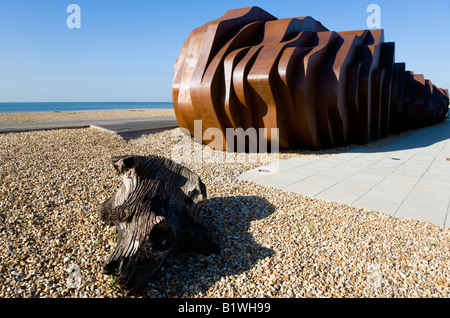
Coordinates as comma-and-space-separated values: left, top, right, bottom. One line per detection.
143, 195, 276, 297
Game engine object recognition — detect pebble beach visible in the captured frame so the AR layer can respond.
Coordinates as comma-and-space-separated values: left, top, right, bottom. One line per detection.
0, 109, 449, 298
0, 108, 176, 123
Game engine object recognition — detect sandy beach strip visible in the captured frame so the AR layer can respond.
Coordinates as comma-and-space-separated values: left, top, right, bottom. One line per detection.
0, 108, 175, 123
0, 110, 449, 298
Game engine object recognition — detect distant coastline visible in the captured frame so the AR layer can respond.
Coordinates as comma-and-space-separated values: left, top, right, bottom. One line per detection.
0, 102, 173, 113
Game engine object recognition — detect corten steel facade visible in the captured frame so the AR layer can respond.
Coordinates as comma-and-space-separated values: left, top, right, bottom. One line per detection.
172, 7, 449, 152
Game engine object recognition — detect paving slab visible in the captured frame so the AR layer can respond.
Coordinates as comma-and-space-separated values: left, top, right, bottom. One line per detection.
239, 120, 450, 228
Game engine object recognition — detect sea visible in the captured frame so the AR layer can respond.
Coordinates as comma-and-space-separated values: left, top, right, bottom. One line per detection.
0, 102, 173, 113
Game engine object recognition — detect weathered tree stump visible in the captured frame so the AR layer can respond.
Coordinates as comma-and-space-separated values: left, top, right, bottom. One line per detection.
98, 155, 219, 294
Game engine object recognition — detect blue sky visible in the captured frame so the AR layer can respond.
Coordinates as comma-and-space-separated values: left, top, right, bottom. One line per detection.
0, 0, 449, 102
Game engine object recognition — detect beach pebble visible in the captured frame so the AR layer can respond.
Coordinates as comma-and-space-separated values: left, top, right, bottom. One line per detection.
0, 111, 449, 298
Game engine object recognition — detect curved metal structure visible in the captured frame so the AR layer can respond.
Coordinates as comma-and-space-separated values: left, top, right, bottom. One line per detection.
172, 7, 449, 151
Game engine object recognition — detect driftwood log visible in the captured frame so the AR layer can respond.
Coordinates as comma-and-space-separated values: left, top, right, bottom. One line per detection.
98, 155, 219, 294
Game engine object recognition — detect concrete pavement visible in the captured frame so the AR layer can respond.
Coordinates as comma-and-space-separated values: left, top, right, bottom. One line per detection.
239, 120, 450, 228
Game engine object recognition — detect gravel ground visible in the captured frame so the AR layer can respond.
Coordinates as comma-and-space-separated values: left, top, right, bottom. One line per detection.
0, 108, 175, 123
0, 114, 449, 298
